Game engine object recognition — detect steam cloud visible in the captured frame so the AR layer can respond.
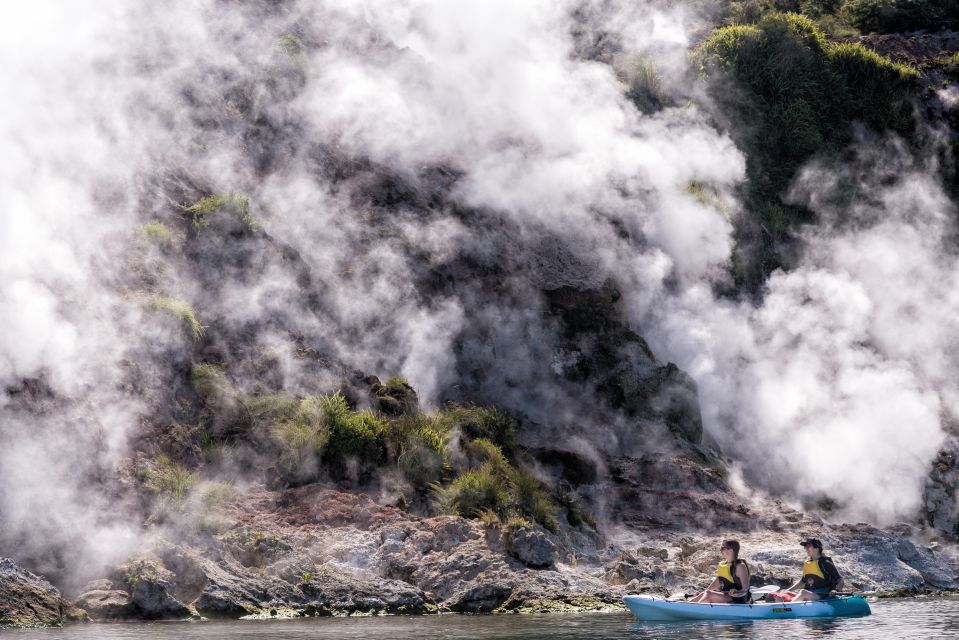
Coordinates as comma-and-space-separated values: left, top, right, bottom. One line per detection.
0, 0, 954, 583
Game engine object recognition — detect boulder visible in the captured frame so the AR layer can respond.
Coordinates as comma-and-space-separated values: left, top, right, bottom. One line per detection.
0, 558, 65, 628
507, 528, 557, 568
73, 583, 132, 620
124, 561, 191, 620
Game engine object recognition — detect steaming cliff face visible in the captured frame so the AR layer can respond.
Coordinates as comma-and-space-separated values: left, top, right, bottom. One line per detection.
1, 0, 959, 590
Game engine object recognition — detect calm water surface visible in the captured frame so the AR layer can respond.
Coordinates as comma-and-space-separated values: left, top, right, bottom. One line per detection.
7, 598, 958, 640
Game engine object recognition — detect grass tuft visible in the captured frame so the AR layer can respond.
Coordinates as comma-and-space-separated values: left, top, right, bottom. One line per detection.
184, 191, 256, 231
145, 295, 206, 341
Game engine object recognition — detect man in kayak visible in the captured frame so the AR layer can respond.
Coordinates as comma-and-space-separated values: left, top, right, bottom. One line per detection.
777, 538, 844, 602
689, 540, 752, 604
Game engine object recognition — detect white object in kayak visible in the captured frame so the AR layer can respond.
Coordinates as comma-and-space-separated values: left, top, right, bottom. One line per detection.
624, 594, 871, 621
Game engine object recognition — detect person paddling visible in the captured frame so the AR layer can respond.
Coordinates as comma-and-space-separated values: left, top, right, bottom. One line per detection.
777, 538, 844, 602
690, 540, 752, 604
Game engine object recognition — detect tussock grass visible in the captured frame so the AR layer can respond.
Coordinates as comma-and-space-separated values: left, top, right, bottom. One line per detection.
140, 220, 181, 248
184, 191, 256, 231
145, 295, 205, 341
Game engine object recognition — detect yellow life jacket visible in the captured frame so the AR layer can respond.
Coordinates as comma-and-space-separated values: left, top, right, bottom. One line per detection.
802, 559, 828, 590
717, 559, 748, 591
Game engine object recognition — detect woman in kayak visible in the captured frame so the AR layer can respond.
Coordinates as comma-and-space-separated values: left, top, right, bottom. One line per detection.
690, 540, 752, 604
778, 538, 844, 602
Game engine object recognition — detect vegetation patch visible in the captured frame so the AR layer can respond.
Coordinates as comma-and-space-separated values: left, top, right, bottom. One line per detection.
183, 191, 256, 232
144, 295, 206, 341
695, 12, 918, 282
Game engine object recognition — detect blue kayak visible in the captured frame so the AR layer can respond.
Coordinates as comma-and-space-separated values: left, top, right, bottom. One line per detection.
624, 594, 871, 621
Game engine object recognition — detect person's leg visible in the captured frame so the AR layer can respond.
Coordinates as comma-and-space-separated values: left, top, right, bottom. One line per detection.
791, 589, 821, 602
701, 590, 733, 604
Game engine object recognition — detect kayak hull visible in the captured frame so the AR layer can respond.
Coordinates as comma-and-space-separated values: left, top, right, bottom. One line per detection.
624, 595, 871, 621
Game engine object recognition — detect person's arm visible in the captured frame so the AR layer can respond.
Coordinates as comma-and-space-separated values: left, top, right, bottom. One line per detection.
703, 577, 720, 592
783, 578, 801, 593
831, 577, 845, 594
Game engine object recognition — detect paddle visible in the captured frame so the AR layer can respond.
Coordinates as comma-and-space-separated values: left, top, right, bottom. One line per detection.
749, 585, 782, 597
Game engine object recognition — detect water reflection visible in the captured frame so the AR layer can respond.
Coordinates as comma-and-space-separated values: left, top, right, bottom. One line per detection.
5, 598, 958, 640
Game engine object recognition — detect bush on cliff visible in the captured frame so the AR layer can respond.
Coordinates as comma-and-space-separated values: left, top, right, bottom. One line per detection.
183, 191, 257, 232
841, 0, 959, 33
437, 437, 558, 530
696, 12, 917, 274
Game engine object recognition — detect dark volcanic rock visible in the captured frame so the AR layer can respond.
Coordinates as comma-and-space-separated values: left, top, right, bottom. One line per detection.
0, 558, 65, 628
123, 561, 191, 620
507, 528, 557, 568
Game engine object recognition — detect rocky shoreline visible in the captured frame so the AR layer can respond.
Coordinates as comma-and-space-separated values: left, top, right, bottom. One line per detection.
3, 485, 958, 628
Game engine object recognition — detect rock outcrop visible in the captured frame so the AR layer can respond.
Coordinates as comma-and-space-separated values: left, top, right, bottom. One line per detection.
55, 482, 959, 622
0, 558, 68, 628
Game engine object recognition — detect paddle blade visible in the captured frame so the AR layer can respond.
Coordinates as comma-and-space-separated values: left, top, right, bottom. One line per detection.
749, 585, 781, 596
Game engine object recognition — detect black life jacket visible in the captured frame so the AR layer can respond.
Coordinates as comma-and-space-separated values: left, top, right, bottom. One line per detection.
717, 558, 749, 592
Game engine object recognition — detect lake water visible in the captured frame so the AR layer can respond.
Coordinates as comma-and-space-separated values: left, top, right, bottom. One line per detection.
6, 598, 958, 640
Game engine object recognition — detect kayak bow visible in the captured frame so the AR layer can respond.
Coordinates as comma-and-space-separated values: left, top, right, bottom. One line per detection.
624, 594, 871, 621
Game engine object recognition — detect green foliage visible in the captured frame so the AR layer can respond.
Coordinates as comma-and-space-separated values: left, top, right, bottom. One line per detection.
270, 397, 330, 483
191, 363, 226, 399
438, 405, 517, 452
140, 220, 181, 248
435, 465, 508, 517
370, 376, 419, 416
696, 12, 917, 250
625, 58, 665, 112
510, 469, 558, 532
322, 392, 387, 465
193, 481, 238, 533
435, 436, 558, 530
476, 507, 502, 527
145, 295, 205, 341
505, 515, 533, 530
184, 191, 256, 231
396, 416, 448, 487
240, 394, 299, 422
145, 455, 198, 511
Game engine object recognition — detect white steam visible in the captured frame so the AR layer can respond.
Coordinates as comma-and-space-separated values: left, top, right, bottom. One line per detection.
0, 0, 955, 588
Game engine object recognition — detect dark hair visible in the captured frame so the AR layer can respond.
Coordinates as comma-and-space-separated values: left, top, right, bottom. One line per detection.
800, 538, 823, 551
721, 540, 740, 558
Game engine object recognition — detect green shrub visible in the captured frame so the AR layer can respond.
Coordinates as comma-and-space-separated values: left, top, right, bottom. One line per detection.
184, 191, 256, 231
240, 394, 299, 422
625, 59, 665, 112
438, 405, 516, 452
191, 363, 227, 399
370, 375, 419, 416
510, 469, 558, 532
145, 455, 198, 512
140, 220, 180, 248
695, 11, 917, 252
396, 416, 449, 486
270, 397, 330, 482
435, 465, 508, 517
145, 295, 205, 341
322, 392, 387, 465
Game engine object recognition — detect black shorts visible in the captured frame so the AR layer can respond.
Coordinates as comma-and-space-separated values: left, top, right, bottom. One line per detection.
729, 594, 751, 604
